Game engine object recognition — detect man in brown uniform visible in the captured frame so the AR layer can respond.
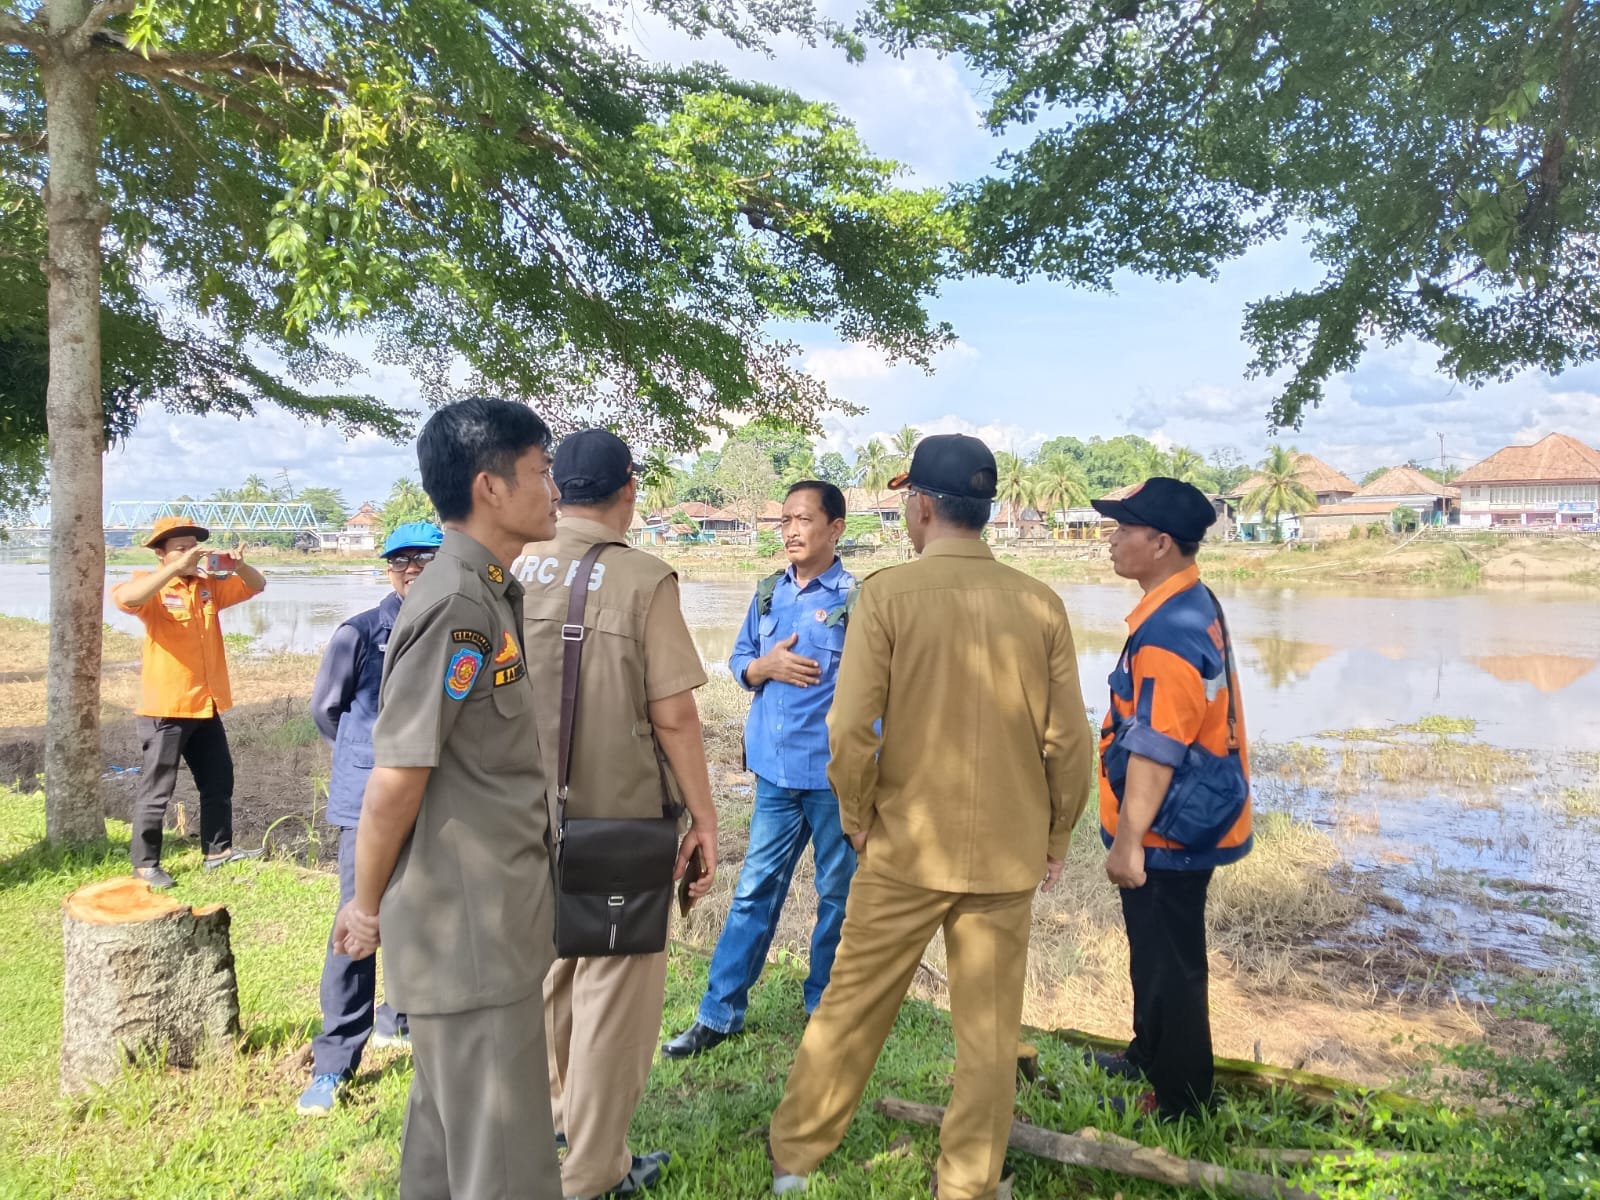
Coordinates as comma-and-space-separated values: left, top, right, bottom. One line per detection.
334, 396, 563, 1199
767, 434, 1095, 1200
517, 429, 719, 1200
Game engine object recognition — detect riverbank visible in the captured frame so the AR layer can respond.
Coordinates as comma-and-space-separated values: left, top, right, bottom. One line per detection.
661, 529, 1600, 589
0, 615, 1588, 1092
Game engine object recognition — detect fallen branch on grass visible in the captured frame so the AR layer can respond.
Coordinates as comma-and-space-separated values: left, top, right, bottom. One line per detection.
1034, 1026, 1423, 1112
874, 1097, 1322, 1200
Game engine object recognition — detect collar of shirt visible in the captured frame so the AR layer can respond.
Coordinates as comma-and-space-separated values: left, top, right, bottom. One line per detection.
556, 515, 628, 549
919, 537, 994, 561
783, 555, 849, 594
378, 589, 404, 627
1125, 563, 1202, 634
441, 529, 522, 600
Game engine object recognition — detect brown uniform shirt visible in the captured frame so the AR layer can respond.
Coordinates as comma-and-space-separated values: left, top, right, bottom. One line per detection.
370, 530, 552, 1015
516, 517, 707, 822
827, 538, 1095, 893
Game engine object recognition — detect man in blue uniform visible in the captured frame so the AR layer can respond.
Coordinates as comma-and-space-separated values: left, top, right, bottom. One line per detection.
664, 481, 857, 1058
297, 520, 444, 1115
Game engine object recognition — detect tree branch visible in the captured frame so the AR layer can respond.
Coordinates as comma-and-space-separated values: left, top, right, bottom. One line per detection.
98, 43, 343, 91
0, 130, 48, 151
69, 0, 135, 51
0, 9, 44, 51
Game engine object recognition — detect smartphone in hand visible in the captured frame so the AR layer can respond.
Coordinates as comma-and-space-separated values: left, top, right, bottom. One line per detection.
200, 552, 237, 578
677, 845, 706, 918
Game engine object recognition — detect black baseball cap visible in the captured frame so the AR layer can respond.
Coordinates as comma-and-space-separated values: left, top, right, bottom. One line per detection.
554, 428, 640, 503
1092, 477, 1217, 542
887, 434, 998, 500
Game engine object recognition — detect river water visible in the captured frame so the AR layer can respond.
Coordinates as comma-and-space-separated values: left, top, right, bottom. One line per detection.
2, 564, 1594, 750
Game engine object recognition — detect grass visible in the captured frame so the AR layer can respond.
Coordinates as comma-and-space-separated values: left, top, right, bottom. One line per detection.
1558, 787, 1600, 819
4, 789, 1600, 1199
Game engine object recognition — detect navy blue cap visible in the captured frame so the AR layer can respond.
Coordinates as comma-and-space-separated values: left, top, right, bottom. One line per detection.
887, 434, 998, 501
1092, 477, 1217, 542
555, 429, 639, 503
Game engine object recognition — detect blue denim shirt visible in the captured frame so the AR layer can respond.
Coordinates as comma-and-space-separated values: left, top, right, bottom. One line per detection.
729, 558, 856, 791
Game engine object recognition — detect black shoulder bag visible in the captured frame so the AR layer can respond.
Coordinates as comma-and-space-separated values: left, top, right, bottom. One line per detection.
554, 544, 682, 958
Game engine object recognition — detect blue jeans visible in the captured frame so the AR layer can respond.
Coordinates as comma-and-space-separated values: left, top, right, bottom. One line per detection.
697, 777, 857, 1033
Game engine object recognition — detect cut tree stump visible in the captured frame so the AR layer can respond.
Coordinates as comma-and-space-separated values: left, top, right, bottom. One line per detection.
60, 876, 240, 1094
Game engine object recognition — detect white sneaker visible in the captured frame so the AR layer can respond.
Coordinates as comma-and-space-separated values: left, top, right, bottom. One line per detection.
773, 1174, 808, 1195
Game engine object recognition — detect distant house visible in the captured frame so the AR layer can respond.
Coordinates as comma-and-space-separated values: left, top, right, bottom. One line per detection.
1299, 465, 1457, 539
841, 488, 902, 529
756, 499, 784, 531
991, 502, 1048, 540
672, 501, 751, 541
1226, 454, 1359, 541
317, 501, 379, 552
1453, 433, 1600, 530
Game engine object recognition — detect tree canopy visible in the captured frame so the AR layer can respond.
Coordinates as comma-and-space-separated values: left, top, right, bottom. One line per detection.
869, 0, 1600, 426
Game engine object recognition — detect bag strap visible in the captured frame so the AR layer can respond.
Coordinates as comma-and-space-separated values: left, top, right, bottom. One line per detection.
556, 544, 608, 826
1200, 584, 1240, 753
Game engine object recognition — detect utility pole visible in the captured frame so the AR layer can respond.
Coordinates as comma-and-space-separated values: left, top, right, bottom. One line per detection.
1437, 432, 1445, 476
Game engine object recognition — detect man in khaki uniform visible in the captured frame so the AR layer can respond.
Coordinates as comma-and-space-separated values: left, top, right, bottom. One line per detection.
516, 429, 719, 1200
335, 396, 563, 1199
767, 434, 1095, 1200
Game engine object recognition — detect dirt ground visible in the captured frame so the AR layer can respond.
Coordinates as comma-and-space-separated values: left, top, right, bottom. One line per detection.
1, 628, 1532, 1094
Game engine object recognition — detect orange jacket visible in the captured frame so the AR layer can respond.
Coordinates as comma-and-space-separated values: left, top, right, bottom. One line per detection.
117, 572, 260, 718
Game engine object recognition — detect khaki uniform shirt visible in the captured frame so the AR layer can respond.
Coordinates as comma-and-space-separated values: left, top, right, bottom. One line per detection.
516, 517, 707, 822
827, 538, 1095, 894
370, 530, 551, 1015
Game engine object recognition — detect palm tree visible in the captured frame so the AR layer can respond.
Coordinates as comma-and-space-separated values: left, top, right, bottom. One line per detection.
1167, 446, 1206, 485
1134, 442, 1169, 480
641, 473, 676, 517
993, 451, 1033, 536
890, 425, 921, 474
855, 440, 896, 530
1028, 453, 1090, 526
1243, 445, 1317, 537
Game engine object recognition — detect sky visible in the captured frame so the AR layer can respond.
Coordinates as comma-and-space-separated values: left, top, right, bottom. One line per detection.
97, 5, 1600, 511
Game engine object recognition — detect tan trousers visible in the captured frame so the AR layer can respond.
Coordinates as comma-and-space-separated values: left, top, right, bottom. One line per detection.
401, 987, 563, 1199
545, 951, 670, 1197
768, 863, 1034, 1200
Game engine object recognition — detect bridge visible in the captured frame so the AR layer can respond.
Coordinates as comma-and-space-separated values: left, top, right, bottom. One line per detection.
3, 501, 323, 547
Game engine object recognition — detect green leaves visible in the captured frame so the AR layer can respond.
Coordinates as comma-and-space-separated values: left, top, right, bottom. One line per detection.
871, 0, 1600, 427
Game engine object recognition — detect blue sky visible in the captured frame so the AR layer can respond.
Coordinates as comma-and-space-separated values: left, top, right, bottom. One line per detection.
100, 7, 1600, 509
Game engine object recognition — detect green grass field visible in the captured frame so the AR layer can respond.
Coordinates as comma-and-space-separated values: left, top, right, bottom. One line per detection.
3, 787, 1598, 1199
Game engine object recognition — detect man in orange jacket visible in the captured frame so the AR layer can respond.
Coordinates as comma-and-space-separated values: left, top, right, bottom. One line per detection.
112, 515, 267, 889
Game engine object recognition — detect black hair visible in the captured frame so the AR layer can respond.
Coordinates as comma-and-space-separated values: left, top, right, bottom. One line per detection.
1174, 537, 1201, 557
930, 493, 991, 531
785, 479, 846, 523
416, 396, 552, 522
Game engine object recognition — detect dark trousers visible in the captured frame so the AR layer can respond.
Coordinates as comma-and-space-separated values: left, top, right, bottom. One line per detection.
1119, 867, 1215, 1116
131, 714, 235, 868
313, 825, 405, 1077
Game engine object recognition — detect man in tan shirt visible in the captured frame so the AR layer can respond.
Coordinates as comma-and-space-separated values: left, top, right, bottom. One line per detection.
767, 434, 1094, 1200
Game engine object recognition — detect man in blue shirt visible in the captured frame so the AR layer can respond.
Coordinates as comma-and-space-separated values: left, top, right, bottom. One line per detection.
664, 481, 857, 1058
297, 520, 443, 1115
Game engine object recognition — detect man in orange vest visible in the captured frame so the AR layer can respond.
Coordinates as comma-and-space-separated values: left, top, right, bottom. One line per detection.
1089, 478, 1253, 1121
112, 515, 267, 889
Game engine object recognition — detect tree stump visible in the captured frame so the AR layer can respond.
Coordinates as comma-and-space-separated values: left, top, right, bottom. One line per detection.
60, 876, 240, 1094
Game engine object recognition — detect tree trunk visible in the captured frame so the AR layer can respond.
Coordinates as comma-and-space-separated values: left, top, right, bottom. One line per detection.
61, 877, 240, 1094
42, 0, 108, 842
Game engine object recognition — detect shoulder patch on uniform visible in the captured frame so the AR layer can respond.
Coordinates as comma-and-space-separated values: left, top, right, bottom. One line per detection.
451, 628, 492, 654
493, 630, 519, 664
486, 563, 505, 584
493, 660, 526, 687
445, 647, 484, 699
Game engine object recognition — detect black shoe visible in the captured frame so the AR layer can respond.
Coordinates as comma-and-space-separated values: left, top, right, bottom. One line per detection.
570, 1151, 670, 1199
1083, 1048, 1146, 1081
203, 847, 263, 871
133, 865, 176, 890
661, 1022, 738, 1059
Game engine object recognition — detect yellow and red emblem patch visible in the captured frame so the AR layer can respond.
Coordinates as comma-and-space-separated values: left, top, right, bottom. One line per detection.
445, 646, 484, 700
494, 630, 519, 664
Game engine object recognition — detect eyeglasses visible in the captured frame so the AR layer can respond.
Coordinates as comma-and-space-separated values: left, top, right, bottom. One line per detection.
386, 551, 437, 570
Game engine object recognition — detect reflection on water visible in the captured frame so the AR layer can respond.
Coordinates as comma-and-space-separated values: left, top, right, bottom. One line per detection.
1, 565, 1596, 752
1470, 654, 1598, 693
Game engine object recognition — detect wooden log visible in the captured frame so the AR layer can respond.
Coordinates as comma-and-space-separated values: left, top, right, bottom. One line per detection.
60, 877, 240, 1094
875, 1097, 1322, 1200
1032, 1025, 1423, 1112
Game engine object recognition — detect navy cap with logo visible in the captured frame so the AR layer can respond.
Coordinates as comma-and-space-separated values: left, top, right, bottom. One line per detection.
554, 428, 640, 503
1091, 477, 1217, 543
887, 433, 998, 500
